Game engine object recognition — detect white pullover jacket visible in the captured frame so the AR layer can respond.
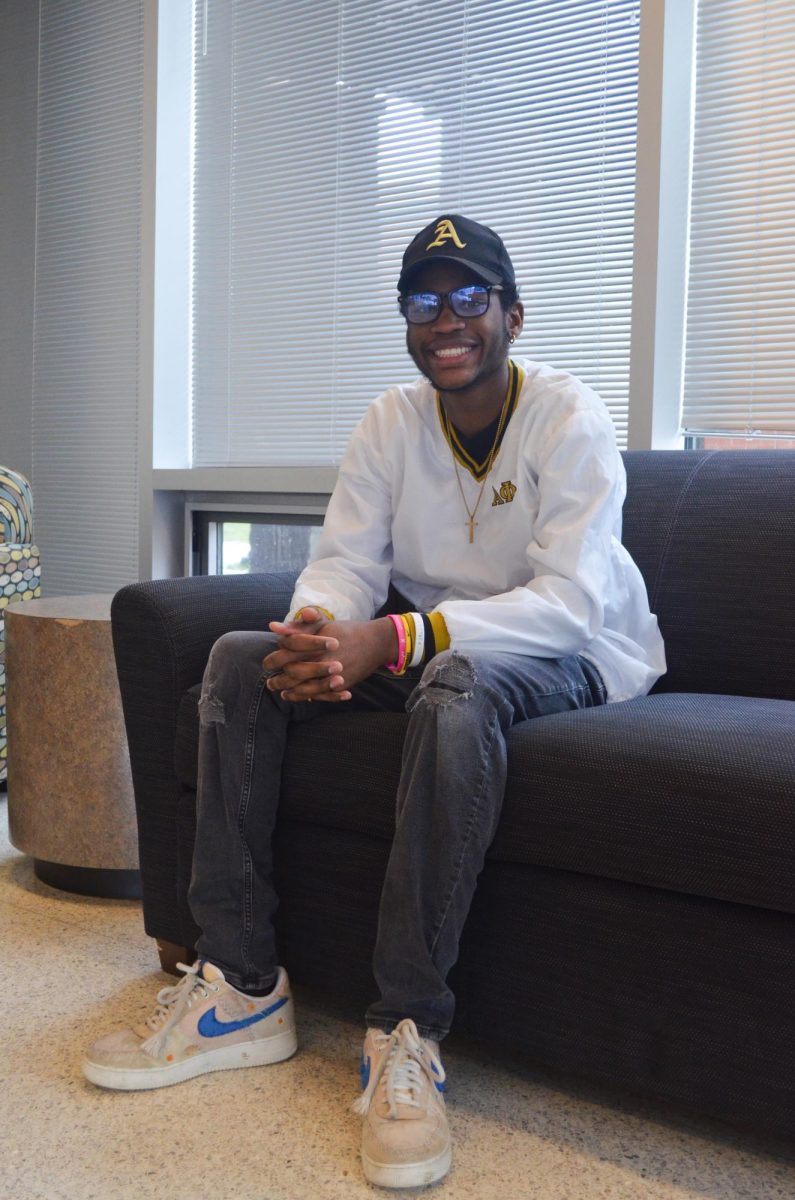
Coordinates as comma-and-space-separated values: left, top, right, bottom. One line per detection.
289, 357, 666, 702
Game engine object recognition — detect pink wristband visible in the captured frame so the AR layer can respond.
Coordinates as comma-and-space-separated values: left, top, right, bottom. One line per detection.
385, 613, 407, 674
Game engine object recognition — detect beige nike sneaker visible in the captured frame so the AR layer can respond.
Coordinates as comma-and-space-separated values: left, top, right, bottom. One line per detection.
83, 960, 297, 1090
353, 1018, 451, 1188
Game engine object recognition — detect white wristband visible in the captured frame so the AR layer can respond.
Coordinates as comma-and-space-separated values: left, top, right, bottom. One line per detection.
408, 613, 425, 668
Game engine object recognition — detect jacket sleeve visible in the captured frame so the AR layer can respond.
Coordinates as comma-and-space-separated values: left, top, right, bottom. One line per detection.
287, 405, 394, 621
435, 407, 624, 657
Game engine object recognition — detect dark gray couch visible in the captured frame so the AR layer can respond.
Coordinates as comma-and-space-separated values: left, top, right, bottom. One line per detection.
112, 450, 795, 1139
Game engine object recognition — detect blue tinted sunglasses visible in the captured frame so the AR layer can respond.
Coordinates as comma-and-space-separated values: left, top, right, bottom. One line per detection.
399, 284, 503, 325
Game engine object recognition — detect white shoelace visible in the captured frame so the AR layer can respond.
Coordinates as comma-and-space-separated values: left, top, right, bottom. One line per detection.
352, 1019, 446, 1119
140, 961, 219, 1057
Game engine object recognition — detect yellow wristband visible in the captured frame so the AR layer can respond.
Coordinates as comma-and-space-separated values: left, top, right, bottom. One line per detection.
428, 611, 450, 653
402, 614, 414, 668
293, 606, 335, 623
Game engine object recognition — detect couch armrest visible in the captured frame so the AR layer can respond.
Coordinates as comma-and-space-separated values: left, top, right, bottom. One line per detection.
111, 572, 296, 944
111, 572, 297, 698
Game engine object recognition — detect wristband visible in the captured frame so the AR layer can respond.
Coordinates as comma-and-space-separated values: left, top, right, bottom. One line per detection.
429, 611, 451, 653
407, 613, 425, 668
385, 612, 407, 674
421, 613, 435, 661
401, 613, 413, 669
399, 614, 414, 674
293, 605, 335, 623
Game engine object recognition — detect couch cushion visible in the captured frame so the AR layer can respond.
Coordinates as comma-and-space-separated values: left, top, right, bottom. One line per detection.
175, 687, 795, 916
497, 693, 795, 915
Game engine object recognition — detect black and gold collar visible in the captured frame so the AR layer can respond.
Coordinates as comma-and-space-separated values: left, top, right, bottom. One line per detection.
436, 359, 523, 481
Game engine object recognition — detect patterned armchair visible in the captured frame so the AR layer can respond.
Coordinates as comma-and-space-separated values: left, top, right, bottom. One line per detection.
0, 467, 41, 783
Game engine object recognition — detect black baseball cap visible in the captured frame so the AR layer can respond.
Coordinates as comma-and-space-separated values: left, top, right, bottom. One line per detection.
398, 214, 516, 293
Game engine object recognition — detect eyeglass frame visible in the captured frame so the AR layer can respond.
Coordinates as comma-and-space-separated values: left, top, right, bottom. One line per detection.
398, 284, 504, 325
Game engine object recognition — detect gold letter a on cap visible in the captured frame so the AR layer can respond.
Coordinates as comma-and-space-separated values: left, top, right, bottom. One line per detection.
426, 218, 466, 250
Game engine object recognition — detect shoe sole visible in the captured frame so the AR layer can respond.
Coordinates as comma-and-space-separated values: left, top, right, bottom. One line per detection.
82, 1026, 298, 1091
361, 1144, 452, 1189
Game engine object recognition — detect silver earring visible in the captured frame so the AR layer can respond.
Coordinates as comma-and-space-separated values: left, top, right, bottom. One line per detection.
509, 334, 516, 344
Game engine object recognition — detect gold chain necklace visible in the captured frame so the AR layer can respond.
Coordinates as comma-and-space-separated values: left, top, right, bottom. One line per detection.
449, 380, 512, 544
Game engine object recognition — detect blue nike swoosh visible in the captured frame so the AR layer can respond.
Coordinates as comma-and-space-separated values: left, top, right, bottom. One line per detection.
197, 994, 288, 1038
360, 1054, 371, 1090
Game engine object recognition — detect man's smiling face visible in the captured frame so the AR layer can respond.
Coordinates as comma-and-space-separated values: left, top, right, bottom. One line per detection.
403, 261, 521, 396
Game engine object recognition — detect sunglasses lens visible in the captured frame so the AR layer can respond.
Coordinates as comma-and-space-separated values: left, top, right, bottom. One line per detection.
401, 285, 492, 323
403, 292, 440, 324
450, 286, 490, 317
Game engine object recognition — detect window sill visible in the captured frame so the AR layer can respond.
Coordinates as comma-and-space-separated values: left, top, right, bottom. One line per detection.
153, 466, 339, 493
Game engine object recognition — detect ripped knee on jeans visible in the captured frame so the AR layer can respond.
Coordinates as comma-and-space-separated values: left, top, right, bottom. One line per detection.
409, 651, 476, 708
198, 688, 226, 727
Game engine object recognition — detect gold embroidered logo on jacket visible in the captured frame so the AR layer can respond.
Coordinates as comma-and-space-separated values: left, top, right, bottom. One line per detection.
491, 481, 517, 507
426, 219, 466, 250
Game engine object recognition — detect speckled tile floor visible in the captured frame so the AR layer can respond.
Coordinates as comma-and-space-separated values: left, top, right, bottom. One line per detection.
2, 793, 794, 1200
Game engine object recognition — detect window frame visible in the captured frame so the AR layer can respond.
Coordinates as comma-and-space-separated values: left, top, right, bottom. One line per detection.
186, 500, 327, 576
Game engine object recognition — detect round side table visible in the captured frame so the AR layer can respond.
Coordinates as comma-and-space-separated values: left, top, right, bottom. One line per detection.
6, 593, 141, 898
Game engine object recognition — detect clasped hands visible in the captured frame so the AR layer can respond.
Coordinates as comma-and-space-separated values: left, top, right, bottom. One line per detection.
263, 607, 399, 704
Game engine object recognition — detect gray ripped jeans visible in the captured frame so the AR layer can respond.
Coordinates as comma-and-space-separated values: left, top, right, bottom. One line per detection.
190, 631, 606, 1041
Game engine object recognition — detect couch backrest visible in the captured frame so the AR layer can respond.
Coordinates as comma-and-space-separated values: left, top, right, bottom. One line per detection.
621, 450, 795, 700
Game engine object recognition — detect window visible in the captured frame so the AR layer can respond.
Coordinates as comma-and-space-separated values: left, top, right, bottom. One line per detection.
682, 0, 795, 447
192, 511, 324, 575
190, 0, 641, 467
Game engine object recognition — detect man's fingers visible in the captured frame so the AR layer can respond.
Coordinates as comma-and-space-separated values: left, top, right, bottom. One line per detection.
269, 609, 323, 632
265, 663, 344, 691
263, 648, 308, 673
269, 612, 334, 642
266, 631, 339, 654
264, 609, 348, 703
263, 645, 339, 672
278, 675, 350, 703
285, 634, 339, 652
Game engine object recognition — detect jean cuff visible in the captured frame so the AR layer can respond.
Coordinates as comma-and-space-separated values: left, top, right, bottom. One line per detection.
366, 1019, 448, 1043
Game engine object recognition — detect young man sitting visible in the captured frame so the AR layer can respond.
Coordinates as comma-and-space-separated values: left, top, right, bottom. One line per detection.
84, 215, 664, 1190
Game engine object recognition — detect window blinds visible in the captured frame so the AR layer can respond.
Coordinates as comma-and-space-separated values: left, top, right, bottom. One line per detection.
682, 0, 795, 436
191, 0, 640, 467
32, 0, 146, 593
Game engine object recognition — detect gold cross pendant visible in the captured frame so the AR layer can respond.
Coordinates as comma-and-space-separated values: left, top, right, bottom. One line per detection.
468, 517, 477, 544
